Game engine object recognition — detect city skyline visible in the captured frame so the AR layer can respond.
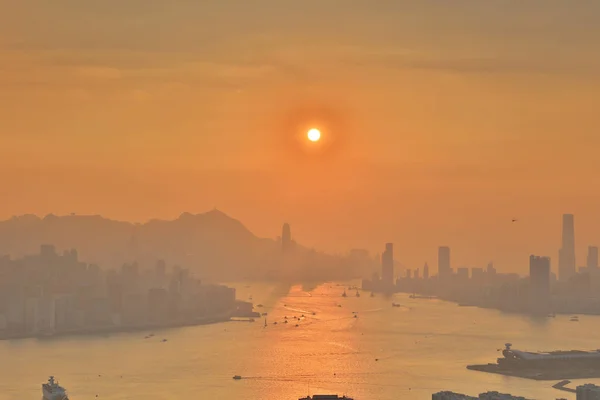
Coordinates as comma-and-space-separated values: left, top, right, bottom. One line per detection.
2, 1, 600, 399
2, 1, 600, 277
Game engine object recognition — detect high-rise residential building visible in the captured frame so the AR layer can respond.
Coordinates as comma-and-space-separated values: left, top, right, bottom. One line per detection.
456, 267, 469, 281
577, 383, 600, 400
438, 246, 451, 280
423, 263, 430, 279
381, 243, 394, 287
559, 214, 576, 282
587, 246, 599, 270
282, 223, 292, 253
529, 255, 551, 313
471, 267, 485, 283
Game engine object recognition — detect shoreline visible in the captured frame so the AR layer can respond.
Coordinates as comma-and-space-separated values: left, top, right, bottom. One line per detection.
391, 290, 600, 317
466, 364, 600, 381
0, 315, 234, 341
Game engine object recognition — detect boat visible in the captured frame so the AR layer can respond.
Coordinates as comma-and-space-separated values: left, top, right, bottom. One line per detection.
264, 318, 267, 327
355, 290, 360, 297
261, 312, 268, 316
370, 292, 375, 297
233, 375, 242, 380
299, 395, 354, 400
42, 376, 68, 400
570, 316, 579, 322
284, 320, 289, 324
342, 290, 347, 297
392, 303, 401, 307
256, 304, 263, 308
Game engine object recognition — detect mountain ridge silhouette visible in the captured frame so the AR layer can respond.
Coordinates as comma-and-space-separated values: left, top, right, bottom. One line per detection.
0, 209, 280, 280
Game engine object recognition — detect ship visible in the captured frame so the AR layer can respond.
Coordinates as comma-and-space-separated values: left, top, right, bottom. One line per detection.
42, 376, 68, 400
299, 395, 353, 400
467, 343, 600, 380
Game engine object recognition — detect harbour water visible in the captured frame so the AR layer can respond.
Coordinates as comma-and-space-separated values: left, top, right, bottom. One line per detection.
2, 281, 599, 400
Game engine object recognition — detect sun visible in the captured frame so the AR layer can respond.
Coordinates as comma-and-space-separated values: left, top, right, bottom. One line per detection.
307, 128, 321, 142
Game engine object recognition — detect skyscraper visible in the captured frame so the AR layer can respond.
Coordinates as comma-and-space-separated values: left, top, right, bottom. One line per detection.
381, 243, 394, 288
559, 214, 576, 282
529, 255, 551, 313
282, 223, 292, 253
423, 263, 430, 279
438, 246, 451, 280
587, 246, 599, 270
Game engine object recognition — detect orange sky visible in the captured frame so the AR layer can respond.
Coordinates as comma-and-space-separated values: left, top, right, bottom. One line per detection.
1, 1, 600, 273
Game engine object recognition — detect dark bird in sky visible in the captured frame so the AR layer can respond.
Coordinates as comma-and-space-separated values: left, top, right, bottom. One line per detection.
512, 218, 518, 222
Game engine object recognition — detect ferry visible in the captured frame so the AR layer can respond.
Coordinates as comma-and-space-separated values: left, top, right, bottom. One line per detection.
42, 376, 68, 400
299, 395, 353, 400
233, 375, 242, 380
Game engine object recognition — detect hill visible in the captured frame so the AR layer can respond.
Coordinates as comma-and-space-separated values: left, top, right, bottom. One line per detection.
0, 210, 367, 281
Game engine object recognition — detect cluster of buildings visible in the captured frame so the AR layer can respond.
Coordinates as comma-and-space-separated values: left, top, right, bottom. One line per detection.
0, 245, 246, 338
577, 384, 600, 400
433, 391, 528, 400
434, 383, 600, 400
363, 214, 600, 315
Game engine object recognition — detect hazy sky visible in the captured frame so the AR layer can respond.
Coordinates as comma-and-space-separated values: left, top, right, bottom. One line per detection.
1, 1, 600, 272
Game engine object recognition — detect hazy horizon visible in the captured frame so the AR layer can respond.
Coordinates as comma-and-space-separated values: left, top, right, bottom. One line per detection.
2, 1, 600, 273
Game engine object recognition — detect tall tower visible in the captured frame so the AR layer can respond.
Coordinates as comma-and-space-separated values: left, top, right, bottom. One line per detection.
529, 255, 551, 313
282, 223, 292, 253
587, 246, 599, 270
558, 214, 576, 282
423, 262, 430, 280
381, 243, 394, 288
438, 246, 451, 280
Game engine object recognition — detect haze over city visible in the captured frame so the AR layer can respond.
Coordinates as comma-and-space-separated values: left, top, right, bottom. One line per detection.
2, 1, 600, 272
2, 2, 600, 400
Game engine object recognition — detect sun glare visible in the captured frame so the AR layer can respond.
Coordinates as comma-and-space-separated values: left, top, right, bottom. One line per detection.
307, 128, 321, 142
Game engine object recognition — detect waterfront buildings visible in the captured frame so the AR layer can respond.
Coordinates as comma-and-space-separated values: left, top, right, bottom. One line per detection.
559, 214, 576, 282
438, 246, 451, 281
0, 245, 242, 338
381, 243, 394, 289
529, 255, 550, 313
588, 246, 599, 271
432, 391, 528, 400
577, 384, 600, 400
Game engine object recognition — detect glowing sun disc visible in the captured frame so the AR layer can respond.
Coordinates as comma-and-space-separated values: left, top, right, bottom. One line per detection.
307, 128, 321, 142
